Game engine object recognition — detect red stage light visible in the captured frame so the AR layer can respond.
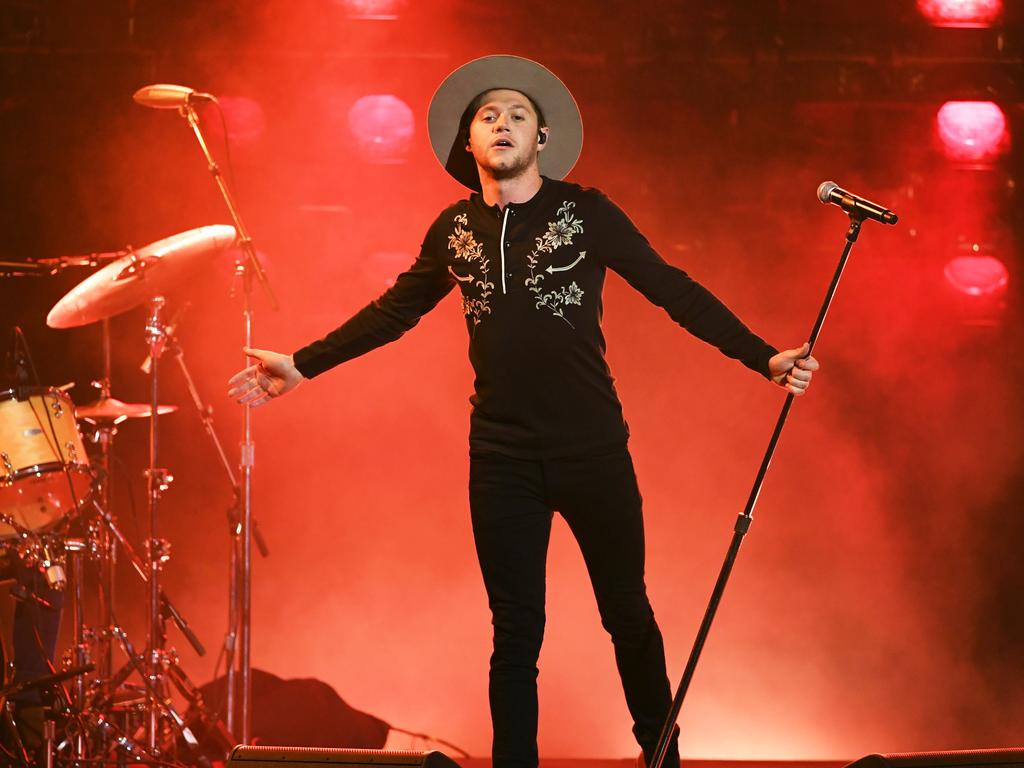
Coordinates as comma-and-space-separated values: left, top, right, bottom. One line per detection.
935, 101, 1009, 163
348, 94, 414, 164
917, 0, 1002, 27
216, 96, 266, 145
944, 253, 1009, 296
338, 0, 407, 20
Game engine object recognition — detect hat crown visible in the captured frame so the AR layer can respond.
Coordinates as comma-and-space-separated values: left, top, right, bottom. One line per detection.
427, 55, 583, 192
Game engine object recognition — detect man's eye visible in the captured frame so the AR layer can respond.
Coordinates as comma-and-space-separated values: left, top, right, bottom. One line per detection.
513, 115, 524, 121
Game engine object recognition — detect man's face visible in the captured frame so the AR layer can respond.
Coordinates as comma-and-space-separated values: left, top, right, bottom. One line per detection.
466, 89, 547, 181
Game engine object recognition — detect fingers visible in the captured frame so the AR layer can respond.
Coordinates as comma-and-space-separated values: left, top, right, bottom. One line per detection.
796, 354, 819, 372
238, 386, 272, 406
227, 363, 260, 391
788, 366, 812, 383
786, 371, 810, 390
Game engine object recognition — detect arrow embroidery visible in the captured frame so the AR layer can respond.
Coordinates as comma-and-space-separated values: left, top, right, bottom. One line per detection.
546, 251, 586, 274
448, 266, 475, 283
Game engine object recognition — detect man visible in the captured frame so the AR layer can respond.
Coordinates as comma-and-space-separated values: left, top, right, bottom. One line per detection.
228, 55, 818, 768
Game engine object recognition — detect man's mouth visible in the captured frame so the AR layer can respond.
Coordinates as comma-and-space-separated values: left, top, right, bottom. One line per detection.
492, 139, 514, 149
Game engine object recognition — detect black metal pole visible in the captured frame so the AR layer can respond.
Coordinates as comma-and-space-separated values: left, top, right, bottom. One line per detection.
649, 215, 866, 768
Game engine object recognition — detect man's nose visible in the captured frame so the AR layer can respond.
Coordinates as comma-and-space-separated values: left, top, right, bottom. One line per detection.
493, 113, 510, 130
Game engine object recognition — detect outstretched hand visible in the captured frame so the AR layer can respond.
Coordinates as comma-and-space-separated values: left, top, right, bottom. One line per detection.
227, 347, 304, 407
769, 342, 819, 396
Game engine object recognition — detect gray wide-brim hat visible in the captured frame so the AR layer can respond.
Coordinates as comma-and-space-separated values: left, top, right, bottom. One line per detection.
427, 54, 583, 192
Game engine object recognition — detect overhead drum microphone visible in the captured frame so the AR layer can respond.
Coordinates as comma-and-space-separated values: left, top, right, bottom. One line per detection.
817, 181, 898, 225
133, 83, 217, 109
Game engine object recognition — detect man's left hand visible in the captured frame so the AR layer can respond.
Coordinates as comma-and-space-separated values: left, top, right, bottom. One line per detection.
769, 342, 819, 396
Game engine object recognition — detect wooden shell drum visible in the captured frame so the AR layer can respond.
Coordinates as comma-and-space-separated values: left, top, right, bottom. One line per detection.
0, 388, 92, 539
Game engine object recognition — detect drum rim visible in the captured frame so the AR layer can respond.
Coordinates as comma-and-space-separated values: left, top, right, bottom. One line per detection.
2, 461, 93, 483
0, 386, 72, 402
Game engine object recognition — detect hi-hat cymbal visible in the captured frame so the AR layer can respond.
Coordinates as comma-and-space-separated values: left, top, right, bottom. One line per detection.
77, 396, 178, 423
46, 225, 237, 329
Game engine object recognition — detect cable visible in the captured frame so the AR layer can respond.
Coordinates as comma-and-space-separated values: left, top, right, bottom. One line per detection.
212, 99, 238, 198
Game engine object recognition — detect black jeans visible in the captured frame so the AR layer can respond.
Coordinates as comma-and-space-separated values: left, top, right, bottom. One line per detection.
469, 447, 680, 768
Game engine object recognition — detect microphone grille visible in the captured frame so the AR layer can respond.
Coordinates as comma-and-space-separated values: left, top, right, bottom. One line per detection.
817, 181, 838, 204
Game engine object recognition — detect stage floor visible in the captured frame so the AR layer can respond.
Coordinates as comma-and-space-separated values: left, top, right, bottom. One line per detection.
458, 760, 849, 768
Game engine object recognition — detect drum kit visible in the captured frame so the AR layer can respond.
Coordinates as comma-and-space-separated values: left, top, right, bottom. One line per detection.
0, 225, 249, 765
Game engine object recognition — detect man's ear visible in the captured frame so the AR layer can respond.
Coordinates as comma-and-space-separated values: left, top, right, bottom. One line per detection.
537, 128, 549, 148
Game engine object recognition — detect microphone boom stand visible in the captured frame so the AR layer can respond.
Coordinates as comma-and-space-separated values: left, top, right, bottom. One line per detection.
649, 213, 880, 768
178, 100, 278, 744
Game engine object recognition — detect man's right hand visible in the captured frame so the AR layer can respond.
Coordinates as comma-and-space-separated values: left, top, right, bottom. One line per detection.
227, 347, 304, 407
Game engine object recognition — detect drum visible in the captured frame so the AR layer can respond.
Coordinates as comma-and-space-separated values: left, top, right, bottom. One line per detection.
0, 387, 92, 539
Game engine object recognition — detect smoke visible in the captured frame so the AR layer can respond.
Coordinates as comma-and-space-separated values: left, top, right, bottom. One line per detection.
0, 2, 1020, 761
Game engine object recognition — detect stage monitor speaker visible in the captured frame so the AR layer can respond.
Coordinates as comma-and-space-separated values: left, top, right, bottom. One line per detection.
846, 748, 1024, 768
227, 746, 462, 768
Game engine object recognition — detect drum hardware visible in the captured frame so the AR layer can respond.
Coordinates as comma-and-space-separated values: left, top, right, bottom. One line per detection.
45, 227, 236, 330
0, 662, 96, 765
89, 500, 205, 658
32, 251, 130, 275
65, 539, 90, 758
0, 260, 47, 277
104, 624, 208, 765
26, 227, 245, 763
77, 396, 178, 424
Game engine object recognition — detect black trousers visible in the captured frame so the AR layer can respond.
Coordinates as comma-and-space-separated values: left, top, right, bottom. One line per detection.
469, 447, 680, 768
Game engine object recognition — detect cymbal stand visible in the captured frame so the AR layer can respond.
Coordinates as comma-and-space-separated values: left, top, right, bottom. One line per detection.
85, 499, 216, 764
85, 317, 118, 687
165, 329, 268, 740
178, 98, 277, 744
66, 536, 93, 760
143, 295, 172, 754
90, 501, 204, 657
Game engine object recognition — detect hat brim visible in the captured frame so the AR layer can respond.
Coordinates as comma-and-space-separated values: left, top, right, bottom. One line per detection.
427, 55, 583, 192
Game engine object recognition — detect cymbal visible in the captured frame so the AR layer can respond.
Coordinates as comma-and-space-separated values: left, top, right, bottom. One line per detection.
46, 225, 237, 329
77, 396, 178, 422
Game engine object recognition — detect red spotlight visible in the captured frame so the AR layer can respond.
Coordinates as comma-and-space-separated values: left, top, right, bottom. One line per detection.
348, 95, 414, 164
936, 101, 1009, 164
917, 0, 1002, 27
215, 96, 266, 146
944, 253, 1009, 297
337, 0, 407, 20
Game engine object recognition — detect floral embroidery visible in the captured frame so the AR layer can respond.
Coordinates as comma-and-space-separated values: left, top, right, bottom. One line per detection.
525, 201, 586, 328
448, 213, 494, 327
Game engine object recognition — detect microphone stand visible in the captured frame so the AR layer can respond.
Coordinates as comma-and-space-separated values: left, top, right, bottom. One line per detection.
178, 99, 278, 745
166, 326, 270, 740
649, 212, 883, 768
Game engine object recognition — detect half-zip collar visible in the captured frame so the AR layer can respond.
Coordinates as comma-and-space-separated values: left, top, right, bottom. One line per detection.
471, 175, 552, 219
499, 207, 511, 295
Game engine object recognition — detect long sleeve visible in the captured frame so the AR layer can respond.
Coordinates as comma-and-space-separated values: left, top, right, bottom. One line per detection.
292, 220, 455, 379
592, 192, 777, 378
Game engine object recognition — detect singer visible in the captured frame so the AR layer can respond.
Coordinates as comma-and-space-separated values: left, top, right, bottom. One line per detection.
228, 55, 819, 768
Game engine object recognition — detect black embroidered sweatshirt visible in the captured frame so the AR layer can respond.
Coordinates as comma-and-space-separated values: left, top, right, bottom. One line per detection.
293, 178, 778, 459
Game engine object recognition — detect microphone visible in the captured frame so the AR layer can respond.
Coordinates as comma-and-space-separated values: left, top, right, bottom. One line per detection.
817, 181, 898, 225
133, 83, 217, 109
